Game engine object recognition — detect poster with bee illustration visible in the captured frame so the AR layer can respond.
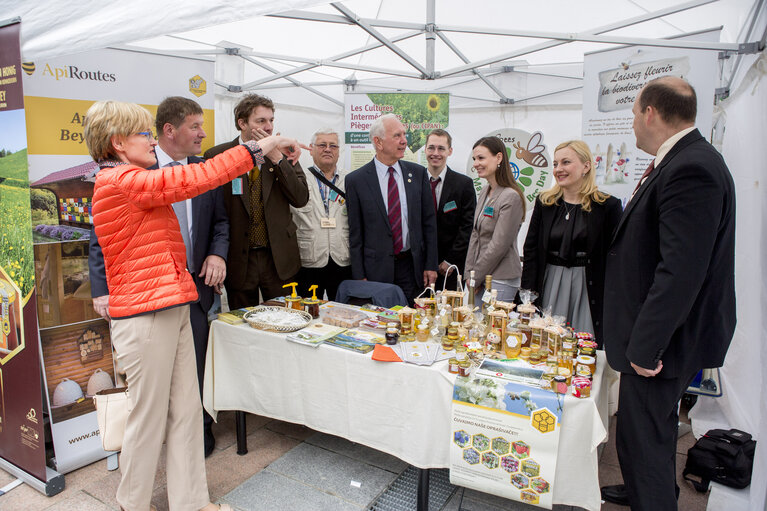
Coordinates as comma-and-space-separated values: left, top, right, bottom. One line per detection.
450, 377, 563, 509
581, 29, 720, 205
465, 128, 553, 209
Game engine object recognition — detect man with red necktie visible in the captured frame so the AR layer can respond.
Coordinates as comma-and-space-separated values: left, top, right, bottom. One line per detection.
346, 114, 438, 303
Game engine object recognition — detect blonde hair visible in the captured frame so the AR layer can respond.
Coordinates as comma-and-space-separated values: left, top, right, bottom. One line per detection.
83, 100, 154, 161
539, 140, 610, 212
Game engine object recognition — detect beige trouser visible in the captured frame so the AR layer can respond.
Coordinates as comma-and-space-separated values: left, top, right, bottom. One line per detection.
111, 305, 209, 511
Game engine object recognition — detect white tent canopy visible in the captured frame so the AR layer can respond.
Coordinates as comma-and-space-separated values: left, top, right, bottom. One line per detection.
2, 1, 766, 509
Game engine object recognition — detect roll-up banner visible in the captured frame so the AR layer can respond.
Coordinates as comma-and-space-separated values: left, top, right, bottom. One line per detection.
0, 17, 55, 491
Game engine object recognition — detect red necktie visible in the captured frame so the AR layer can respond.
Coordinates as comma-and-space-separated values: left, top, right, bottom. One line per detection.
430, 176, 441, 212
632, 160, 655, 194
387, 167, 403, 254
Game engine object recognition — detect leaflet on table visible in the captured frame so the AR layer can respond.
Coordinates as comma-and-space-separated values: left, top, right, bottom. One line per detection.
390, 342, 455, 366
217, 307, 256, 324
476, 359, 546, 388
450, 377, 564, 509
286, 323, 348, 347
324, 329, 386, 353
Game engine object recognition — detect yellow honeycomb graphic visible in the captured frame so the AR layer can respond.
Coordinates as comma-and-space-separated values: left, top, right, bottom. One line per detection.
531, 408, 557, 433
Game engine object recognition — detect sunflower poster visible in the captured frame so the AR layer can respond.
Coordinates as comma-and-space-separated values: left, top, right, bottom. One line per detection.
344, 92, 449, 171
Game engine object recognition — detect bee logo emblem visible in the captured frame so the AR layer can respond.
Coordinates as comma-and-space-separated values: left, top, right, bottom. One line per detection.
513, 131, 548, 168
189, 75, 207, 97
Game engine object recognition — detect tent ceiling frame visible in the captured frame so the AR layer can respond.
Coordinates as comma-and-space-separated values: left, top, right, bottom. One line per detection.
436, 0, 720, 78
190, 0, 761, 107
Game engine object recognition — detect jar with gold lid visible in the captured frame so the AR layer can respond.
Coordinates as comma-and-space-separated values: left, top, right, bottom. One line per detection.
441, 335, 454, 351
416, 324, 430, 342
448, 358, 460, 374
455, 344, 468, 361
458, 360, 471, 377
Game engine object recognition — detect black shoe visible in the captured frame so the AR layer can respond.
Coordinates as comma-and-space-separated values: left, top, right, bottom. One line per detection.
601, 484, 629, 506
204, 427, 216, 458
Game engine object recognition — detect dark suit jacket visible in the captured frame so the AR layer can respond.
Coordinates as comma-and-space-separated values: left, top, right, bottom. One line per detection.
435, 167, 476, 274
521, 195, 622, 343
346, 159, 438, 284
203, 137, 309, 285
88, 156, 229, 313
603, 129, 736, 377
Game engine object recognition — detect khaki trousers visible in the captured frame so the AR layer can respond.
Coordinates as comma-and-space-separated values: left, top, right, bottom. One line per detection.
111, 305, 209, 511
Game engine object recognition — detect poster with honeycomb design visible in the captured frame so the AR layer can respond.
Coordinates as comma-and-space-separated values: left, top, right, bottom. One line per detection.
450, 378, 563, 509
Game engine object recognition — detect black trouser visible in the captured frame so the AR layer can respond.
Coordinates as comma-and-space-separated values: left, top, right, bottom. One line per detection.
189, 299, 213, 431
297, 258, 352, 301
616, 370, 698, 511
393, 250, 418, 305
227, 247, 290, 309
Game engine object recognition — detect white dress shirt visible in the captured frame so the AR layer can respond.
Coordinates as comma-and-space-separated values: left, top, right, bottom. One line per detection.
155, 144, 194, 239
374, 157, 410, 251
429, 166, 448, 206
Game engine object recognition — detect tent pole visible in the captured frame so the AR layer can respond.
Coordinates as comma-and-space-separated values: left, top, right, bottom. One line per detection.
724, 0, 767, 92
426, 0, 436, 77
239, 55, 343, 108
436, 31, 510, 102
269, 9, 424, 31
331, 2, 429, 77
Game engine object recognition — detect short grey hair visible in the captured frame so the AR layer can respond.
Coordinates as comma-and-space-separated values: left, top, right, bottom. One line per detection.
311, 128, 340, 145
369, 113, 400, 141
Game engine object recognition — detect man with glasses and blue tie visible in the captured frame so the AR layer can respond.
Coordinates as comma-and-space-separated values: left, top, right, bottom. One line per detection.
89, 96, 226, 457
291, 129, 351, 301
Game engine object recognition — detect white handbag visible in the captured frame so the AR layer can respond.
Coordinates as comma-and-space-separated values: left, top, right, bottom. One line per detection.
93, 387, 131, 451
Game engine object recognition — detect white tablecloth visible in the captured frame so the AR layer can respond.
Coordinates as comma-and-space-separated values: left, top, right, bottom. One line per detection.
203, 320, 618, 511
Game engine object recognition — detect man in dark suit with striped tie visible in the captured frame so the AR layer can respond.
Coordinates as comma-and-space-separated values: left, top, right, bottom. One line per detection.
345, 114, 438, 303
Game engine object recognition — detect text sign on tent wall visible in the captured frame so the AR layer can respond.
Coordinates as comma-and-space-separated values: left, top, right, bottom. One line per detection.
581, 30, 720, 204
0, 19, 48, 484
22, 47, 214, 474
344, 92, 449, 171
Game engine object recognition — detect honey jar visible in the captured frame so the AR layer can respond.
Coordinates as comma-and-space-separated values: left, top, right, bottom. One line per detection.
576, 355, 596, 375
458, 360, 471, 377
504, 330, 523, 359
416, 324, 430, 342
571, 377, 592, 398
552, 376, 568, 394
448, 358, 460, 374
385, 327, 399, 345
518, 324, 532, 348
441, 335, 454, 351
455, 344, 467, 361
519, 347, 531, 361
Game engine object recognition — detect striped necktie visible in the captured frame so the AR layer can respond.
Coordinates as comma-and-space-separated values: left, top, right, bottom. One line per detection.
387, 167, 403, 254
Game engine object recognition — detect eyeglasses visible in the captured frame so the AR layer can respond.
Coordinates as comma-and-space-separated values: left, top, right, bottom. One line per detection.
137, 131, 156, 141
313, 143, 339, 150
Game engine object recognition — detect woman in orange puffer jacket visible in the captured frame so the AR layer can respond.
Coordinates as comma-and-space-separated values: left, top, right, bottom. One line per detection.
84, 100, 303, 511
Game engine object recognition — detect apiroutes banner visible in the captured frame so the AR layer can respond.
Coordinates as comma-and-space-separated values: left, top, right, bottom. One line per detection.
0, 19, 48, 483
450, 377, 563, 509
465, 128, 553, 209
22, 47, 214, 474
344, 92, 449, 172
581, 30, 720, 204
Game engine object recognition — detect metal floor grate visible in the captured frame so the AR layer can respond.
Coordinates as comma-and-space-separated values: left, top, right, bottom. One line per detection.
368, 467, 458, 511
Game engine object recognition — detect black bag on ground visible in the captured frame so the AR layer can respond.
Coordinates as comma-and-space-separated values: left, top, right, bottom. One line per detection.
683, 428, 756, 492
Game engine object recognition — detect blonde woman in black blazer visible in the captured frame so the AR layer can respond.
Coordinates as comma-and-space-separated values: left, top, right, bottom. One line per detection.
521, 140, 621, 346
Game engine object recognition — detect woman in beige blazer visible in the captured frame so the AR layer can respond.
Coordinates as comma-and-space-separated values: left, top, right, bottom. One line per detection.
464, 136, 526, 301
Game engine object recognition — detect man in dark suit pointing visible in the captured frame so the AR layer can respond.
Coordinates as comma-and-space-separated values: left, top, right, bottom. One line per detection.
600, 76, 736, 509
346, 114, 438, 303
